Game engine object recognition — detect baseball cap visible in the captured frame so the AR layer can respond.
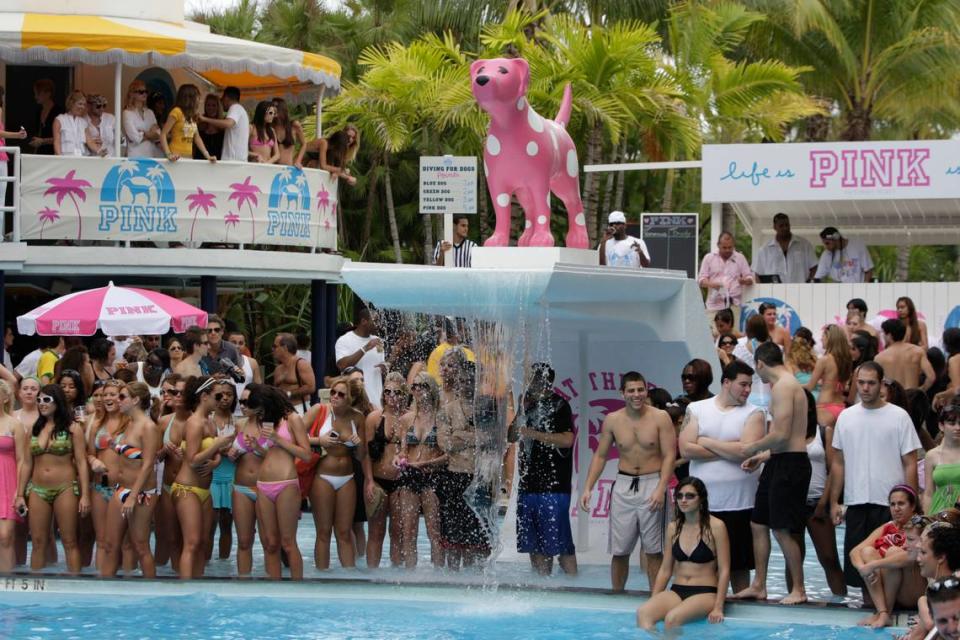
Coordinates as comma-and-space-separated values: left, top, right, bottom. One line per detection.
608, 211, 626, 224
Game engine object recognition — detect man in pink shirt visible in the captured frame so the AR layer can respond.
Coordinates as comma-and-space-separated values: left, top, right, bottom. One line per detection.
698, 232, 754, 334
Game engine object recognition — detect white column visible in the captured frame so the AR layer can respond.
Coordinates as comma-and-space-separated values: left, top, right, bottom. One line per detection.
443, 213, 453, 267
315, 87, 325, 140
113, 62, 122, 157
710, 202, 722, 248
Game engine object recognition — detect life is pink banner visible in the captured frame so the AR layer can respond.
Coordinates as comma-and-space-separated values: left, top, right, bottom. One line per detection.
19, 155, 338, 249
702, 140, 960, 203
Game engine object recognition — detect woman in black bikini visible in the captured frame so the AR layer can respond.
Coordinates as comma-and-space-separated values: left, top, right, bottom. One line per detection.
363, 372, 407, 568
637, 477, 730, 630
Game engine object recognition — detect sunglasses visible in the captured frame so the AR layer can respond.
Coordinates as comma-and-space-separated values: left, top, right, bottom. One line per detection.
383, 389, 405, 397
239, 398, 250, 407
208, 327, 223, 333
133, 89, 147, 94
676, 492, 699, 501
37, 395, 55, 405
215, 392, 233, 402
169, 345, 183, 351
411, 383, 428, 390
330, 390, 347, 399
681, 374, 696, 381
118, 393, 129, 400
162, 388, 181, 397
719, 340, 736, 347
928, 576, 960, 593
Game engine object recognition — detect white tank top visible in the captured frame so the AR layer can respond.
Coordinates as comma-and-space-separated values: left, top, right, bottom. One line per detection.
688, 396, 763, 511
56, 113, 88, 156
233, 355, 255, 417
806, 428, 827, 502
135, 361, 163, 399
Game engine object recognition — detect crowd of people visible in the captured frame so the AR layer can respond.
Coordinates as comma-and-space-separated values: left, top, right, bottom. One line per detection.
16, 78, 359, 178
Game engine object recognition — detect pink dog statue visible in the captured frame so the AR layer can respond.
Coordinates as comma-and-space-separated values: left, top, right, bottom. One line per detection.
471, 57, 589, 248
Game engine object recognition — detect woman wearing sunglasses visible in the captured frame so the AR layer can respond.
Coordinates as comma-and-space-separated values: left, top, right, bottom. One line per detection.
716, 333, 738, 367
850, 484, 924, 628
398, 372, 446, 568
16, 384, 91, 573
102, 382, 159, 577
166, 338, 185, 372
0, 381, 27, 572
208, 381, 237, 563
172, 376, 233, 579
13, 377, 41, 566
637, 477, 729, 630
363, 372, 407, 568
155, 374, 189, 570
246, 384, 311, 579
86, 379, 128, 572
308, 377, 366, 570
231, 387, 267, 576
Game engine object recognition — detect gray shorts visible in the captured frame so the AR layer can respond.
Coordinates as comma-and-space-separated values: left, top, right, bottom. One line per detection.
607, 471, 666, 556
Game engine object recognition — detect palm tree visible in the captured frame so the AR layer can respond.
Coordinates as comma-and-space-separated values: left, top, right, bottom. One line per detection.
189, 0, 259, 39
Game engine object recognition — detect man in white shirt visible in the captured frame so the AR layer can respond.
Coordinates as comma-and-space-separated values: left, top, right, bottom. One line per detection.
335, 307, 386, 409
200, 86, 250, 163
814, 226, 874, 283
598, 211, 650, 268
829, 360, 920, 601
14, 347, 42, 381
752, 213, 817, 283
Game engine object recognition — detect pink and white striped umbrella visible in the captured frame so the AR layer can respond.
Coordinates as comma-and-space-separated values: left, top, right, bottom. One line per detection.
17, 282, 208, 336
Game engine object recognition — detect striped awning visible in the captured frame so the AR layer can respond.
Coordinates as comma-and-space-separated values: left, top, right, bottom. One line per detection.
0, 12, 341, 93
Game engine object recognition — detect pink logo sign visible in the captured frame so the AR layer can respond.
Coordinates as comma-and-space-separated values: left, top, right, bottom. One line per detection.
105, 305, 159, 316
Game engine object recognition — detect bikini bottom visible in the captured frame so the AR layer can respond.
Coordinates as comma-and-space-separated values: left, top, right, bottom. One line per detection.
171, 482, 211, 504
256, 479, 299, 503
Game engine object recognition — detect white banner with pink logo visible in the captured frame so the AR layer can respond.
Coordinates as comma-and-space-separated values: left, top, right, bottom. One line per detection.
19, 155, 338, 249
701, 140, 960, 203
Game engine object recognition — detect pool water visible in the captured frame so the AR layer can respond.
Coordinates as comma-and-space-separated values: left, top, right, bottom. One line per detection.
0, 588, 889, 639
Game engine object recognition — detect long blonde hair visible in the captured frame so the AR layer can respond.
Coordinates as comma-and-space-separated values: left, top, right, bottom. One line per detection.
410, 371, 439, 414
787, 338, 817, 373
824, 325, 853, 383
125, 81, 147, 110
0, 380, 13, 415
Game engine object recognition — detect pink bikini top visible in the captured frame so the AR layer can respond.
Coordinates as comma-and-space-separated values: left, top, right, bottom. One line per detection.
235, 419, 292, 455
250, 133, 275, 149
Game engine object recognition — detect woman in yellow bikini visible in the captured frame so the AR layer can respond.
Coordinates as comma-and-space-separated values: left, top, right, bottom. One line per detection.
155, 374, 189, 571
246, 384, 311, 579
15, 384, 90, 573
172, 376, 233, 579
85, 379, 128, 572
101, 382, 159, 577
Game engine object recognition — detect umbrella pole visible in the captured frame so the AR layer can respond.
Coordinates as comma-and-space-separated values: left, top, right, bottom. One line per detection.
114, 63, 122, 158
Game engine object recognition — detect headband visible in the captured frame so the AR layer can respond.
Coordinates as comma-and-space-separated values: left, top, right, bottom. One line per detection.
892, 484, 918, 499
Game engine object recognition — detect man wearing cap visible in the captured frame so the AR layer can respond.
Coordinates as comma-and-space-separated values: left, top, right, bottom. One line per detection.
752, 213, 818, 283
814, 226, 874, 283
599, 211, 650, 268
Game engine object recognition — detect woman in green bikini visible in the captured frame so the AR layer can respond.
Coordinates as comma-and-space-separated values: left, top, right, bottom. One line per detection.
15, 384, 90, 573
923, 404, 960, 514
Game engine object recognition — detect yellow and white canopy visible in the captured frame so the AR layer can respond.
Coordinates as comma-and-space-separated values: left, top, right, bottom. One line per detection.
0, 12, 341, 93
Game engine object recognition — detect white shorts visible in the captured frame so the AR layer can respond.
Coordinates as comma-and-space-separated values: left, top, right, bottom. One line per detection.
608, 471, 666, 556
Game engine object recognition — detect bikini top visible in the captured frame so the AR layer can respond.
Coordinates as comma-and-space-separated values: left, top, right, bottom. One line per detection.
162, 414, 176, 447
672, 536, 715, 564
94, 425, 112, 451
180, 436, 217, 452
405, 424, 438, 447
250, 133, 275, 149
234, 429, 271, 457
319, 413, 357, 448
31, 430, 73, 457
113, 431, 143, 460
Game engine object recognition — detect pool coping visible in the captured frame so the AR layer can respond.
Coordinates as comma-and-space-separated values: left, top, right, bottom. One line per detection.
0, 572, 911, 630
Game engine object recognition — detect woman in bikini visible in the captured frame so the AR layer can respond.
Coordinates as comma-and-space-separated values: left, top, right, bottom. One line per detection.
16, 384, 90, 573
850, 485, 924, 628
0, 381, 28, 572
297, 124, 360, 185
155, 374, 188, 570
208, 381, 237, 562
310, 377, 367, 570
898, 296, 929, 350
398, 371, 447, 568
246, 383, 311, 579
249, 101, 279, 164
86, 379, 128, 572
57, 369, 87, 418
89, 338, 117, 383
364, 372, 407, 568
230, 386, 267, 576
271, 97, 305, 167
805, 324, 852, 427
637, 477, 729, 630
13, 377, 41, 566
101, 382, 159, 577
172, 376, 233, 579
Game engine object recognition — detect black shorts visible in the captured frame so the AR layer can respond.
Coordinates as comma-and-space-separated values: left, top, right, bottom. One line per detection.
751, 451, 812, 534
711, 509, 754, 572
843, 503, 891, 588
396, 467, 438, 494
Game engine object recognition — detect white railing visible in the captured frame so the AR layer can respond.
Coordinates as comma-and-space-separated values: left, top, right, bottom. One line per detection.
0, 146, 20, 243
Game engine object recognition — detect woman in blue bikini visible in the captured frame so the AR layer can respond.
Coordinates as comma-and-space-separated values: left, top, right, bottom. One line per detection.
637, 477, 730, 630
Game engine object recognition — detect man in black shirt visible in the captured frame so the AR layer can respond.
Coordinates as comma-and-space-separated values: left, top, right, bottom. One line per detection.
509, 363, 577, 575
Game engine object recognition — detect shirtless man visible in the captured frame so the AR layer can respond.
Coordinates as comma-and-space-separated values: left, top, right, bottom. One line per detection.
579, 371, 676, 592
272, 332, 315, 414
875, 319, 934, 392
759, 303, 791, 354
736, 342, 812, 604
174, 327, 208, 378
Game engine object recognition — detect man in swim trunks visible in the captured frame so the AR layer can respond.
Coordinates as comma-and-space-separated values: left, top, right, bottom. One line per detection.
579, 371, 675, 592
875, 319, 934, 392
680, 360, 764, 593
830, 361, 921, 601
738, 342, 812, 604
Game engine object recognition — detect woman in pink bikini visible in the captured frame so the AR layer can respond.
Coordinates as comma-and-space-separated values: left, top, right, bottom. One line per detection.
309, 377, 367, 570
245, 383, 311, 579
248, 101, 279, 164
805, 325, 852, 427
230, 386, 267, 576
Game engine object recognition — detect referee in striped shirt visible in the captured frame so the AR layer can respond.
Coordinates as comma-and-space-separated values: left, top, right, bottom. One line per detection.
433, 215, 476, 267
